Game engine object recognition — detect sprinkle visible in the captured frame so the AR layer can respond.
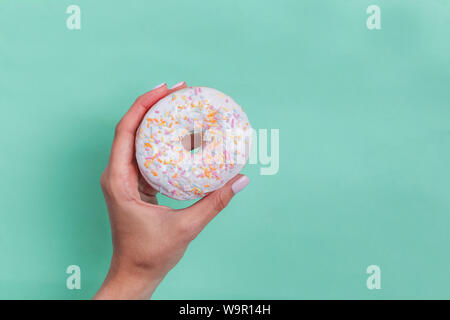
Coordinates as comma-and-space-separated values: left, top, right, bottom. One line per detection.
136, 87, 251, 200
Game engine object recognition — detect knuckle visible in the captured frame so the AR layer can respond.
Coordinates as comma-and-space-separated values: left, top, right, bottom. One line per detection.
175, 220, 197, 242
134, 95, 143, 104
100, 171, 108, 188
114, 121, 123, 136
175, 221, 191, 236
100, 170, 123, 197
186, 231, 200, 242
213, 192, 228, 212
100, 171, 111, 192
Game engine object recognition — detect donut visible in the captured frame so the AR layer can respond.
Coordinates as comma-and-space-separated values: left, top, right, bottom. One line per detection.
135, 87, 252, 200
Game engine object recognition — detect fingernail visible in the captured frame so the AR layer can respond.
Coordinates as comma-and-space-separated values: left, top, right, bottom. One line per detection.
170, 81, 185, 89
152, 83, 166, 90
232, 176, 250, 194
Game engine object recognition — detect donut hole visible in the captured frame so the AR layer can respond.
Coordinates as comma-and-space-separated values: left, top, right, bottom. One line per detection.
181, 131, 205, 153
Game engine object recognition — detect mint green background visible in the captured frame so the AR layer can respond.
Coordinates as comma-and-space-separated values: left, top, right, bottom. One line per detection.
1, 0, 449, 299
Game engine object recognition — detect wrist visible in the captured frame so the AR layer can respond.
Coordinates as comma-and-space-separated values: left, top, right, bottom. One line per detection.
93, 256, 164, 300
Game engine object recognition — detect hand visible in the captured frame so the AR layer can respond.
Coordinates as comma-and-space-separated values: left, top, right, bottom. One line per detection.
94, 82, 250, 300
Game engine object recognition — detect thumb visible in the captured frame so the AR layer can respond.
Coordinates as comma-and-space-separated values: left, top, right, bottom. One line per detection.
178, 174, 250, 235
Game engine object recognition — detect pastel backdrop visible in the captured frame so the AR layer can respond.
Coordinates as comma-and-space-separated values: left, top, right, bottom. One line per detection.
0, 0, 449, 299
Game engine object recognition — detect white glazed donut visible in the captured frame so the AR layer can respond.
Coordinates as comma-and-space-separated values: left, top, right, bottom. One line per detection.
136, 87, 252, 200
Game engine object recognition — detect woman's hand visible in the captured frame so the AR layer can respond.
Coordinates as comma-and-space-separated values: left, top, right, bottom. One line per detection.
94, 82, 250, 300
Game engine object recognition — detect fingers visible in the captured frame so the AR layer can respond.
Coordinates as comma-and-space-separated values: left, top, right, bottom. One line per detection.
177, 174, 250, 238
138, 173, 158, 205
110, 83, 187, 168
168, 81, 187, 94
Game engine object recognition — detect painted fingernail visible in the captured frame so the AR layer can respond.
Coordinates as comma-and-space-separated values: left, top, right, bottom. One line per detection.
170, 81, 185, 89
152, 83, 166, 90
232, 176, 250, 194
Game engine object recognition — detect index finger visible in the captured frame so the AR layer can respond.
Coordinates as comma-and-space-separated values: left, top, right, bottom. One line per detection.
109, 84, 170, 167
109, 82, 188, 168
